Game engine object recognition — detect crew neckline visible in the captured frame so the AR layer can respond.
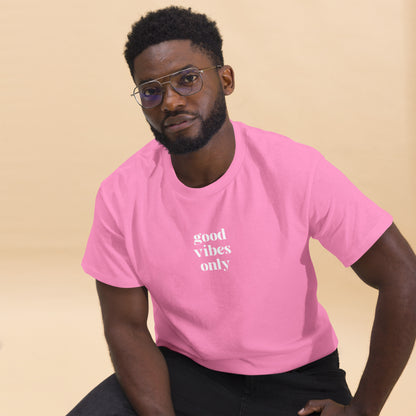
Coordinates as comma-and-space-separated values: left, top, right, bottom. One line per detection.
162, 120, 246, 198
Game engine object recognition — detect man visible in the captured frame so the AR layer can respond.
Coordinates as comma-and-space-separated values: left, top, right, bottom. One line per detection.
68, 6, 416, 416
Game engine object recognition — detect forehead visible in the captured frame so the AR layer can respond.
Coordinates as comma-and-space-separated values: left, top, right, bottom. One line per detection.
132, 39, 213, 85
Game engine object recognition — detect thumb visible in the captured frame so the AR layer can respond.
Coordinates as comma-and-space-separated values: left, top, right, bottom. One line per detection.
298, 399, 333, 415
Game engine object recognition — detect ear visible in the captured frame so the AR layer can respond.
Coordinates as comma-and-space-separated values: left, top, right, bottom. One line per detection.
219, 65, 235, 96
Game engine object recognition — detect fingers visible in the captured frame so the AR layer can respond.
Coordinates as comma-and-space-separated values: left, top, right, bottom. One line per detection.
298, 399, 336, 415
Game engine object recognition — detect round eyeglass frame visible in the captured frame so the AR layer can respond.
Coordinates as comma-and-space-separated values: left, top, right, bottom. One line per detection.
130, 65, 222, 109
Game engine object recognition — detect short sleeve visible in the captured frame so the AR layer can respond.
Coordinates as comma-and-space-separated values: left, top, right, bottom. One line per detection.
309, 154, 393, 267
81, 187, 143, 288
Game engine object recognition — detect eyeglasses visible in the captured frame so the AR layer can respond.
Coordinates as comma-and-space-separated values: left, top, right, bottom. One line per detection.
131, 65, 222, 109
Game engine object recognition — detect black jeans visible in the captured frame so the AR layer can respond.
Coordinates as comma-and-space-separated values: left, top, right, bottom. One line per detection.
67, 347, 351, 416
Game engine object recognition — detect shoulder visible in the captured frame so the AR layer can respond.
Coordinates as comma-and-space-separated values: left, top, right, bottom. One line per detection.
99, 139, 163, 196
233, 121, 323, 177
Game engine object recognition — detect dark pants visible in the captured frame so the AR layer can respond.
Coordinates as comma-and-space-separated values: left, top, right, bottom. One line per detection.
67, 347, 352, 416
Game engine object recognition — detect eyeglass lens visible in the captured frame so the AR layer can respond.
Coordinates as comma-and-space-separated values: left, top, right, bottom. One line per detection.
136, 68, 203, 108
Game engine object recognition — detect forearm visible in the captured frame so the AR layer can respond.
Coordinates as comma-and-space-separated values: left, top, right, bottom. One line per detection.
300, 226, 416, 416
349, 285, 416, 416
106, 326, 176, 416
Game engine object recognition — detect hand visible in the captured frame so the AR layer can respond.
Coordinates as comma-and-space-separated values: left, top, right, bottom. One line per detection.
298, 399, 361, 416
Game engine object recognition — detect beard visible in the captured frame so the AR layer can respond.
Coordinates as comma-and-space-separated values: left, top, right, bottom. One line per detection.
149, 92, 227, 155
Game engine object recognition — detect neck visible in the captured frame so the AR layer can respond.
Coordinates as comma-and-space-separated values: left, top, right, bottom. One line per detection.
170, 118, 235, 188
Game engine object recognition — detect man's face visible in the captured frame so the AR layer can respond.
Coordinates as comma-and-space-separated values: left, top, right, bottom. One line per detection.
132, 40, 230, 154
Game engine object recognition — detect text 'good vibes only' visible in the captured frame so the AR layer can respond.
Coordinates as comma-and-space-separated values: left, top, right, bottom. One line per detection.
193, 228, 231, 272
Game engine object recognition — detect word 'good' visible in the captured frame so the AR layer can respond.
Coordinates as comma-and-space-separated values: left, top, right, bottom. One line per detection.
194, 228, 226, 245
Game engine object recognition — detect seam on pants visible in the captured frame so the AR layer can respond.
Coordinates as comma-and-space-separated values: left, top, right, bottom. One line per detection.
238, 376, 252, 416
238, 394, 248, 416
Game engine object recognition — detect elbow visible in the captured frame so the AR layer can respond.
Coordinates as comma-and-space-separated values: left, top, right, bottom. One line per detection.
382, 269, 416, 324
103, 320, 150, 348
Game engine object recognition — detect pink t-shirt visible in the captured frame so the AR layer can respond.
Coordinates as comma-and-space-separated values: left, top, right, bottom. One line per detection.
82, 121, 392, 375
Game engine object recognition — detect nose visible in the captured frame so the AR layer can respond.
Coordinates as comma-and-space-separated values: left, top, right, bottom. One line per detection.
160, 83, 186, 112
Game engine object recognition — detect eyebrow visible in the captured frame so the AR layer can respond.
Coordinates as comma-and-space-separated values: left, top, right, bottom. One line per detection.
138, 64, 196, 86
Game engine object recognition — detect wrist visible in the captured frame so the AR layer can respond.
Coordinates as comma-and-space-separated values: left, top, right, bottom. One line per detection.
348, 398, 381, 416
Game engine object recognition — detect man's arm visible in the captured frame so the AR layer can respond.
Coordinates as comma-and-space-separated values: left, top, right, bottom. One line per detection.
96, 280, 176, 416
300, 223, 416, 416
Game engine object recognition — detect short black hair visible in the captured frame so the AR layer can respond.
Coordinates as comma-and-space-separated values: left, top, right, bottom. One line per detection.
124, 6, 224, 79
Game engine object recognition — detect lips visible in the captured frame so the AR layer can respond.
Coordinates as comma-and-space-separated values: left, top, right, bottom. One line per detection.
163, 114, 197, 133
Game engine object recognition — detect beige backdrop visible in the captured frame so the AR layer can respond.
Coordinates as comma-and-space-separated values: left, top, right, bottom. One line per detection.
1, 0, 415, 415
